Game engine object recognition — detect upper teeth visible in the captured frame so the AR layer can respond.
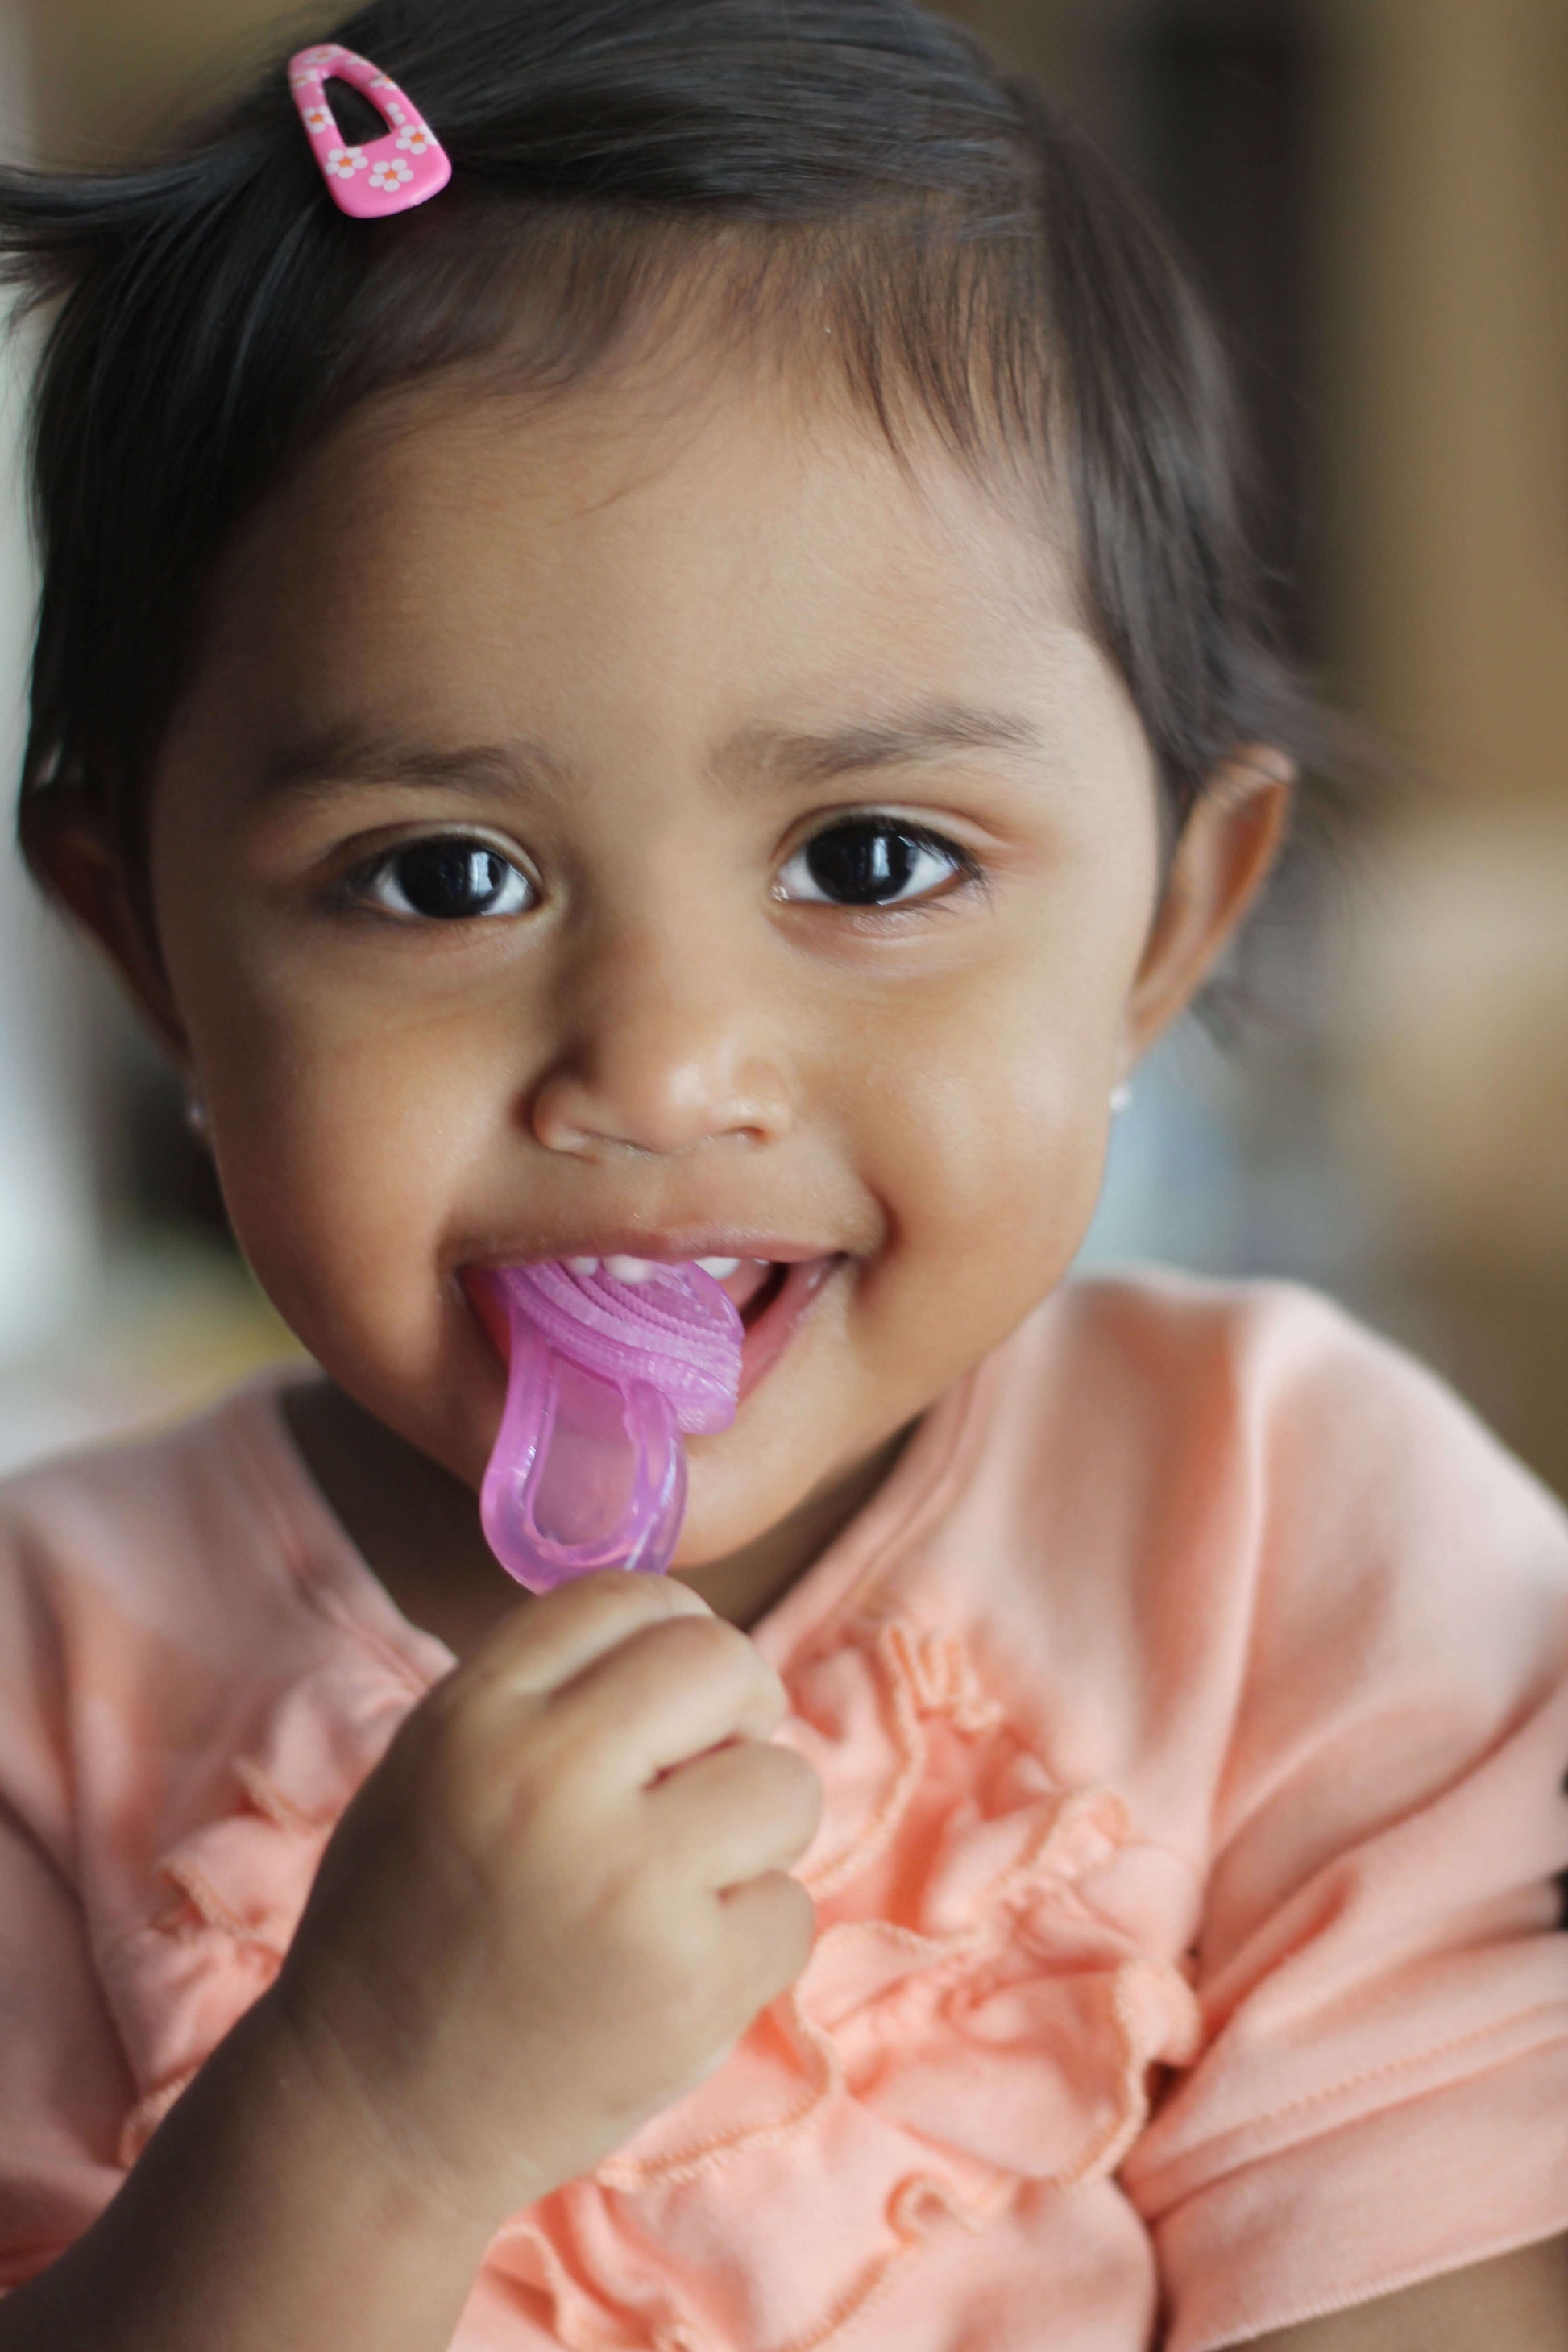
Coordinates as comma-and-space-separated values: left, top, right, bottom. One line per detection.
570, 1253, 749, 1284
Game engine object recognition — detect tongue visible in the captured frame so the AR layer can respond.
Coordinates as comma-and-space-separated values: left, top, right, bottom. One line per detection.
478, 1260, 744, 1594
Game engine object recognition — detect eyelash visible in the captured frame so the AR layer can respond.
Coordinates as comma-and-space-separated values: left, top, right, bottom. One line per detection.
342, 835, 537, 924
340, 813, 986, 925
774, 819, 984, 915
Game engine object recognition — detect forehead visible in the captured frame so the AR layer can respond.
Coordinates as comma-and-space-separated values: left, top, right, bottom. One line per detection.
180, 350, 1115, 770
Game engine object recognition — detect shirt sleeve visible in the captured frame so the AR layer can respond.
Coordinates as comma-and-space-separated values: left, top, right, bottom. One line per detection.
0, 1806, 133, 2290
1118, 1290, 1568, 2352
0, 1512, 133, 2292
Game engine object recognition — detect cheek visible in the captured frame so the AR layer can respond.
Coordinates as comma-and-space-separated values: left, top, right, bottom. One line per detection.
847, 931, 1126, 1285
183, 943, 512, 1367
863, 1039, 1110, 1350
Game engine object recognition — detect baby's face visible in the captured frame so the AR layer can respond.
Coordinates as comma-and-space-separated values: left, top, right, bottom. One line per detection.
147, 355, 1177, 1560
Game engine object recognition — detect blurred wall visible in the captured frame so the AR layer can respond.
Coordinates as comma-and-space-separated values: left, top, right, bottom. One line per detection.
19, 0, 304, 153
1318, 0, 1568, 1488
6, 0, 1568, 1494
953, 0, 1568, 1495
0, 12, 102, 1358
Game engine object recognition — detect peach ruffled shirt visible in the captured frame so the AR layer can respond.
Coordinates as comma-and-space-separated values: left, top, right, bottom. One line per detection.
2, 1272, 1567, 2351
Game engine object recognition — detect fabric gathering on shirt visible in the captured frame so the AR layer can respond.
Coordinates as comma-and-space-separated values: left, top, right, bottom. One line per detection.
1, 1269, 1566, 2351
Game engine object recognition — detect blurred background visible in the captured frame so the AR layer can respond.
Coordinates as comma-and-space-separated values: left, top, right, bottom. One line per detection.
1, 0, 1566, 1496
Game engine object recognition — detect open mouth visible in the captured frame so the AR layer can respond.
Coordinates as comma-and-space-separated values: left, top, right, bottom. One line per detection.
729, 1257, 843, 1401
467, 1253, 844, 1406
722, 1258, 788, 1325
562, 1254, 843, 1401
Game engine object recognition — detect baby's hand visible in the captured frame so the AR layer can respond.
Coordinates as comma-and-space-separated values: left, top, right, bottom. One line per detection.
263, 1571, 821, 2230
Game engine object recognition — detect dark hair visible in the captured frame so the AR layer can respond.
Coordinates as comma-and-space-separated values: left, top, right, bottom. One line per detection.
1, 0, 1328, 892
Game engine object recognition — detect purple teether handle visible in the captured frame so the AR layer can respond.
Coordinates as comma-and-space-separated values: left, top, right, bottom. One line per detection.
479, 1262, 743, 1594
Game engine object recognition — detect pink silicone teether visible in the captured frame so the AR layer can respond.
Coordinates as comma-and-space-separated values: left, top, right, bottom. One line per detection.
288, 44, 452, 220
478, 1262, 745, 1594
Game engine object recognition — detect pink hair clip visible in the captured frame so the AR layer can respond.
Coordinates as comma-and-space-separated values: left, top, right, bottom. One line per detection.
288, 43, 452, 220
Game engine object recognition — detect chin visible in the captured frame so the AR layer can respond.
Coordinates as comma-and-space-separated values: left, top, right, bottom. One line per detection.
667, 1500, 780, 1574
670, 1451, 799, 1565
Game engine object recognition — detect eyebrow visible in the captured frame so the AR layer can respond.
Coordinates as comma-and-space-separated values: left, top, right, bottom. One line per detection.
713, 703, 1047, 794
252, 700, 1047, 805
252, 728, 573, 804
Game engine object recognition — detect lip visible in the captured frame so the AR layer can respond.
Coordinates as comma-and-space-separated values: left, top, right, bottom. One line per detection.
465, 1234, 838, 1270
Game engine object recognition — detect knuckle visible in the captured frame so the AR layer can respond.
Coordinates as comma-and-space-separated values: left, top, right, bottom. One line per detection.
414, 1677, 563, 1831
617, 1611, 756, 1701
388, 1690, 472, 1811
415, 1663, 516, 1775
742, 1657, 790, 1728
417, 1676, 496, 1778
558, 1569, 709, 1626
481, 1573, 707, 1691
765, 1740, 819, 1796
774, 1873, 819, 1960
549, 1570, 639, 1623
599, 1852, 702, 1974
751, 1873, 817, 1985
653, 1610, 749, 1669
767, 1744, 823, 1834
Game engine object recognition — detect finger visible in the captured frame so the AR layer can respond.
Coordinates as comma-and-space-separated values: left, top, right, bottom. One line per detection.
548, 1612, 789, 1786
464, 1570, 712, 1703
716, 1871, 818, 2008
649, 1739, 823, 1890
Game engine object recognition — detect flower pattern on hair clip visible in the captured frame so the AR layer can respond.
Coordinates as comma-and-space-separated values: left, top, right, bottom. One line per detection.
288, 41, 452, 221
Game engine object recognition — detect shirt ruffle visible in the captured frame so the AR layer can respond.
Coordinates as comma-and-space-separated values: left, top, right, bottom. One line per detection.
102, 1641, 419, 2167
104, 1603, 1203, 2350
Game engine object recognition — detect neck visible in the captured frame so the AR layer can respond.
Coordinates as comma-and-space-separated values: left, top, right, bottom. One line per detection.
282, 1379, 916, 1657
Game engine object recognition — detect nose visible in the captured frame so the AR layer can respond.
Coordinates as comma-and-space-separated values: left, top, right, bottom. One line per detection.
528, 919, 796, 1162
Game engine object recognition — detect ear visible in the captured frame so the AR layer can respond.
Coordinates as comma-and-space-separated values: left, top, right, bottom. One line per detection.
21, 796, 190, 1063
1120, 745, 1296, 1067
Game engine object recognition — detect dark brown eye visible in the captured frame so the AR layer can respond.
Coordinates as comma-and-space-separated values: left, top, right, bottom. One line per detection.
778, 819, 969, 907
367, 837, 535, 921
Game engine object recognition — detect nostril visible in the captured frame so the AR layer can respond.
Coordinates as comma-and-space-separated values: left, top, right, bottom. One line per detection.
526, 1039, 794, 1162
